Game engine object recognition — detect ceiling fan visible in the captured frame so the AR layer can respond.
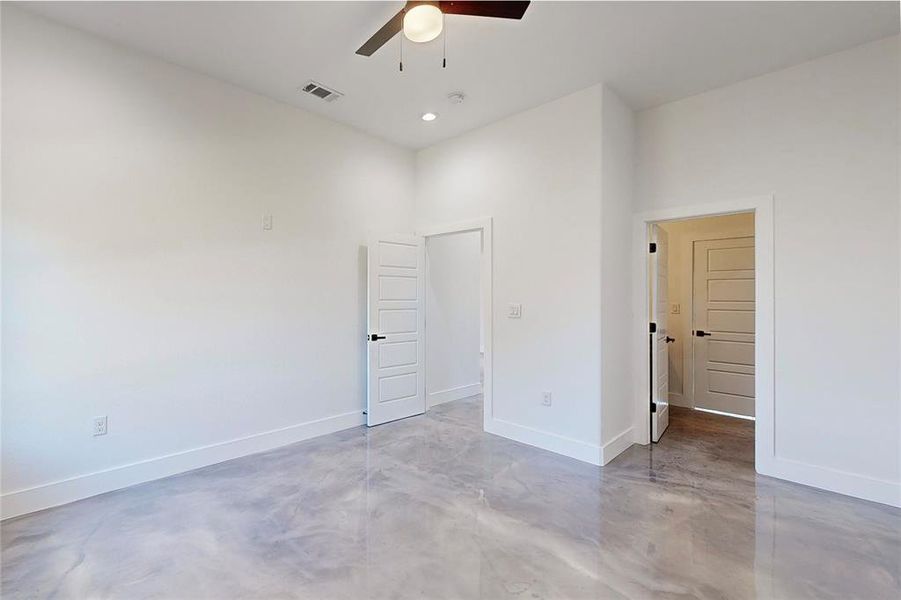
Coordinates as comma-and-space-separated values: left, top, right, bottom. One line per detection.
356, 1, 531, 57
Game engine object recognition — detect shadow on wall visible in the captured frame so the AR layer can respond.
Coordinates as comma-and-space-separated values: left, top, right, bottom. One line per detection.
359, 244, 368, 412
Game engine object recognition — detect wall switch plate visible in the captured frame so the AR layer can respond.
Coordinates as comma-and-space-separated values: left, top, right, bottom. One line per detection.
93, 416, 108, 437
262, 214, 273, 230
542, 391, 552, 406
671, 303, 681, 314
508, 303, 522, 319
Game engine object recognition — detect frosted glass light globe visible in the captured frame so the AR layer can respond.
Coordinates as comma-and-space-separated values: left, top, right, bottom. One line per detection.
403, 4, 443, 43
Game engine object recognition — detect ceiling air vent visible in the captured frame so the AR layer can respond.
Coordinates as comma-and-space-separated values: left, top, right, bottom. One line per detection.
299, 80, 343, 102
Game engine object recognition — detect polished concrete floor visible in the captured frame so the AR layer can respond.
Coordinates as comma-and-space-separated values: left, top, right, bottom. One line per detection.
2, 397, 899, 599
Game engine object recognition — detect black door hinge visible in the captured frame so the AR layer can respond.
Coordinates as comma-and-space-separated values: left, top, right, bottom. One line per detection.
649, 242, 657, 253
649, 322, 657, 333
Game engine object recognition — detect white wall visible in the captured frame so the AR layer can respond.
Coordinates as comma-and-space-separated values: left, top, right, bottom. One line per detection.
659, 213, 755, 407
599, 87, 636, 459
1, 7, 415, 518
425, 231, 481, 406
415, 85, 605, 463
637, 36, 900, 504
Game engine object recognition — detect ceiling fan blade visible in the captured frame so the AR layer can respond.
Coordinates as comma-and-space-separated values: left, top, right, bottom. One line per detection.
356, 1, 530, 57
356, 8, 405, 56
438, 1, 530, 20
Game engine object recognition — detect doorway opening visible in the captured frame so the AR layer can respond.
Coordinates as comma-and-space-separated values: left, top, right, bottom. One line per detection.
634, 195, 773, 474
649, 212, 757, 451
366, 219, 493, 429
419, 219, 492, 429
424, 229, 484, 411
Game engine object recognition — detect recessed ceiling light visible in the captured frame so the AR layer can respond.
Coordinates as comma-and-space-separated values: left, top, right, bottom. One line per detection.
421, 112, 438, 122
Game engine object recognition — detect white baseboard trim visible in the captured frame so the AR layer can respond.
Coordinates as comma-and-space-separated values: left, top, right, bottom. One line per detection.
428, 383, 482, 408
484, 418, 602, 466
1, 410, 365, 521
759, 456, 901, 508
600, 427, 634, 465
668, 392, 692, 408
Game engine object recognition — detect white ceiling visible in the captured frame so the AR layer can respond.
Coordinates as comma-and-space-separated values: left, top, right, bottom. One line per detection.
18, 1, 899, 149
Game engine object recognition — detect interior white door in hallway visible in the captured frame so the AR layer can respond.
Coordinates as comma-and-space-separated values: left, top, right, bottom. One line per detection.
650, 225, 672, 442
692, 237, 755, 417
367, 235, 426, 426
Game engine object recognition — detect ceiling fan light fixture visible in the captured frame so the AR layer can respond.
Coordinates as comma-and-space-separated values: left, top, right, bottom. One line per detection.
421, 112, 438, 122
403, 4, 443, 43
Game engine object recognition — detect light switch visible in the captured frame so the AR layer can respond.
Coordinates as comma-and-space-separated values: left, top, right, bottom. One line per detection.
508, 303, 522, 319
262, 214, 273, 231
671, 303, 681, 315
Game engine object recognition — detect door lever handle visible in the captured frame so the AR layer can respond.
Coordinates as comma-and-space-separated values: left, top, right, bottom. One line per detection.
665, 336, 676, 343
369, 334, 386, 342
695, 330, 711, 337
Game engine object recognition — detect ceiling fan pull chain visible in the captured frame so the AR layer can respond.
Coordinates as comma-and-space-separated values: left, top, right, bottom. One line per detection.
442, 14, 447, 68
399, 30, 404, 72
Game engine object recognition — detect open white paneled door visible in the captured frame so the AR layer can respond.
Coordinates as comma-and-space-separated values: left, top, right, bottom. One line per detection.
366, 234, 426, 426
649, 225, 672, 442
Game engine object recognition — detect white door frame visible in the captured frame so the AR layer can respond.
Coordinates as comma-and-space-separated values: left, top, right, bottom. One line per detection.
416, 217, 493, 430
632, 195, 774, 474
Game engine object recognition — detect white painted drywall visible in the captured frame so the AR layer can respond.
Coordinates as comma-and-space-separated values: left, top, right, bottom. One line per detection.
659, 213, 755, 408
1, 7, 415, 517
415, 85, 605, 462
426, 231, 482, 406
599, 86, 636, 460
637, 36, 900, 497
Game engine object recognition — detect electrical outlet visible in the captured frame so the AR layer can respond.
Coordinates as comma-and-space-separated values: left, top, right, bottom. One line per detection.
508, 303, 522, 319
262, 214, 273, 231
671, 303, 681, 314
542, 391, 552, 407
93, 416, 108, 437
